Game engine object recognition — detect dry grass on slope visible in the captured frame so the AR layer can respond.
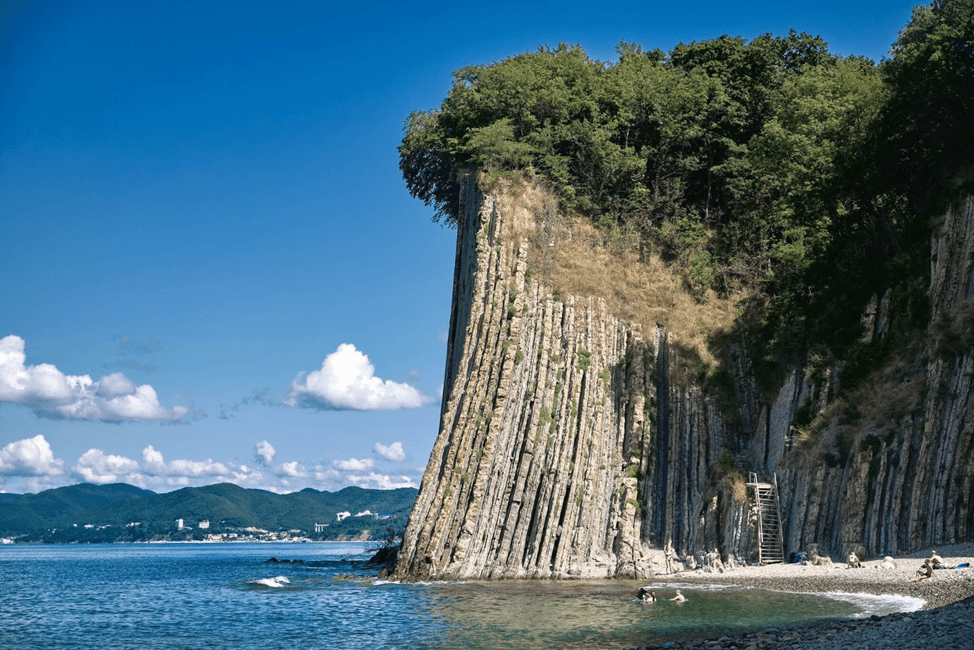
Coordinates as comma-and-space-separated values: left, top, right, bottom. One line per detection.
486, 175, 741, 367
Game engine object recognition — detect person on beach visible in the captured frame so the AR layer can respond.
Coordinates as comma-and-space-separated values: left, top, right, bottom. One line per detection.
930, 550, 945, 569
810, 551, 832, 566
847, 552, 861, 568
915, 557, 934, 581
880, 556, 898, 569
670, 589, 687, 603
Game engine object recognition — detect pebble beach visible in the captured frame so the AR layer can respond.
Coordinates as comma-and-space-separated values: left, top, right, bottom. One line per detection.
632, 543, 974, 650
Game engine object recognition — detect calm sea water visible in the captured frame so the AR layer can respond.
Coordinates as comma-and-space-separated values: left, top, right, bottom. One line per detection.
0, 542, 922, 649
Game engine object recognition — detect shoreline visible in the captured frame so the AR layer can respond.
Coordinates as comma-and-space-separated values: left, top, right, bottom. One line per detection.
631, 542, 974, 649
651, 541, 974, 610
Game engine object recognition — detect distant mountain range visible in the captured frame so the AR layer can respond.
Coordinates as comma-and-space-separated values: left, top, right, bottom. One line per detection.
0, 482, 417, 543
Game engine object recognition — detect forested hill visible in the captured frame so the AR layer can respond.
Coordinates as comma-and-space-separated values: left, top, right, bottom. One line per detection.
400, 0, 973, 390
0, 482, 417, 543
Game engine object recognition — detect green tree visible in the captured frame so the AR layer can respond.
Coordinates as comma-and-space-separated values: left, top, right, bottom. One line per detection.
877, 0, 974, 213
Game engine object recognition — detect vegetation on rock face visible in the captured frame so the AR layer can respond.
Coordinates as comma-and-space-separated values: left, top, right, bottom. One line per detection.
400, 0, 973, 397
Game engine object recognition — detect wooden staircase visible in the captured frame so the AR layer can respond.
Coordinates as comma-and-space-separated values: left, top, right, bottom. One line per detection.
747, 472, 784, 564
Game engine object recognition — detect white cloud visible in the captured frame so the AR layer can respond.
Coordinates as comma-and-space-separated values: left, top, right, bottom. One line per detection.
346, 472, 418, 490
332, 457, 373, 472
126, 446, 268, 492
140, 445, 228, 476
97, 372, 136, 398
169, 457, 229, 476
374, 441, 406, 462
278, 461, 306, 478
0, 335, 189, 422
255, 440, 276, 464
284, 343, 433, 410
141, 445, 166, 473
0, 435, 65, 476
73, 448, 140, 484
313, 465, 340, 484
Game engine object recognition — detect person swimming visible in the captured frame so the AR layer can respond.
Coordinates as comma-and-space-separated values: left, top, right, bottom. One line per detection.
637, 586, 657, 602
670, 589, 686, 603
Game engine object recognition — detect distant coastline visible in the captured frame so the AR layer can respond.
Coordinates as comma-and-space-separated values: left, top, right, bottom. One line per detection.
0, 481, 415, 544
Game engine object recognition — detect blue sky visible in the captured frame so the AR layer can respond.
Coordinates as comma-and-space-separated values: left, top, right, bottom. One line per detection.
1, 0, 918, 494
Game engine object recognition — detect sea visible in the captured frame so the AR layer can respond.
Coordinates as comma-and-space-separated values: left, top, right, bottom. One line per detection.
0, 542, 925, 649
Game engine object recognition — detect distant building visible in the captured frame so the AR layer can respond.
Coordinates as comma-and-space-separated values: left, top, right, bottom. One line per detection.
314, 523, 327, 532
354, 510, 376, 518
198, 520, 210, 529
336, 511, 351, 522
176, 519, 184, 529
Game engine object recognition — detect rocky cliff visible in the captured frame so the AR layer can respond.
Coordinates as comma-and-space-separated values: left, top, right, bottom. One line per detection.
769, 196, 974, 560
394, 178, 974, 580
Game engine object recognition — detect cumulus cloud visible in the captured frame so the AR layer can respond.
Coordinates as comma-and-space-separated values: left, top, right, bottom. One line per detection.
141, 445, 227, 477
255, 440, 276, 465
333, 457, 373, 472
131, 445, 266, 491
0, 435, 65, 476
313, 465, 340, 484
374, 441, 406, 462
346, 472, 418, 490
70, 446, 232, 487
0, 335, 189, 422
73, 448, 140, 484
284, 343, 432, 411
278, 461, 306, 478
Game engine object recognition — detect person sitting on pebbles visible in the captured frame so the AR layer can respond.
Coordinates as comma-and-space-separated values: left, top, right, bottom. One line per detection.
930, 550, 945, 569
670, 589, 687, 603
847, 552, 862, 568
914, 558, 934, 581
637, 587, 657, 603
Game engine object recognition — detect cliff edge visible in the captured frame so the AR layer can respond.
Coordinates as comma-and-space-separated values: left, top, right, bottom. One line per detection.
394, 178, 974, 580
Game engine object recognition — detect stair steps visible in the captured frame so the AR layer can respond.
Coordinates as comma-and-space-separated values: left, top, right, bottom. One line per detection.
747, 473, 784, 565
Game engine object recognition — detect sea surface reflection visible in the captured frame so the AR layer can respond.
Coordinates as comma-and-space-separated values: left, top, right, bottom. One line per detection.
0, 543, 917, 649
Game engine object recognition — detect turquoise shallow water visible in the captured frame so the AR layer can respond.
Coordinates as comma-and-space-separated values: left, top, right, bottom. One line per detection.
0, 543, 917, 649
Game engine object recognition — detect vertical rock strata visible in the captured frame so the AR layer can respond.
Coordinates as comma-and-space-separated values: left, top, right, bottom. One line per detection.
395, 178, 739, 580
774, 196, 974, 558
395, 182, 974, 580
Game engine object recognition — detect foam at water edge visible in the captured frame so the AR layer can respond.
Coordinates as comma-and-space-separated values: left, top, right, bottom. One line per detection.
638, 583, 926, 618
248, 576, 291, 588
823, 591, 925, 617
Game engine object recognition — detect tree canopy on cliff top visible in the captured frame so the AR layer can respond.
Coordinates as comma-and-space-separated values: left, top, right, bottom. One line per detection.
400, 0, 973, 380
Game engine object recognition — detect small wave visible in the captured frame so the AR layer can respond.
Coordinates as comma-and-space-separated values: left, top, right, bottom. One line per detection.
248, 576, 291, 588
639, 582, 740, 592
822, 591, 925, 617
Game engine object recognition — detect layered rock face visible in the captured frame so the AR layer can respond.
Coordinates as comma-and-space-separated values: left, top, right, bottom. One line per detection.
768, 196, 974, 558
394, 180, 974, 580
